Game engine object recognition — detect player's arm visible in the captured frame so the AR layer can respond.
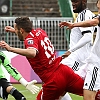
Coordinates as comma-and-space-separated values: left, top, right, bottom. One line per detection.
5, 26, 15, 33
59, 18, 99, 29
68, 32, 91, 52
0, 51, 40, 94
62, 32, 91, 59
62, 31, 92, 58
72, 18, 99, 28
0, 41, 36, 58
59, 21, 74, 29
62, 51, 71, 58
10, 47, 36, 58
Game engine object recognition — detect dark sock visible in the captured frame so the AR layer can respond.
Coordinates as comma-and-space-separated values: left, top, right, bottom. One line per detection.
10, 88, 26, 100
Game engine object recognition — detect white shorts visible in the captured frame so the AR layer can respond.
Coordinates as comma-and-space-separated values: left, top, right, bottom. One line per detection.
83, 63, 100, 91
75, 63, 87, 80
61, 52, 84, 71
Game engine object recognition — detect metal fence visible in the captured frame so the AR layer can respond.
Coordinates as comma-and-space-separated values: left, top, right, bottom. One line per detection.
0, 17, 73, 50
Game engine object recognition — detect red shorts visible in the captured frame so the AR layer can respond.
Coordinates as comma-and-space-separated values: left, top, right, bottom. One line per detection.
37, 86, 100, 100
37, 64, 84, 100
95, 91, 100, 100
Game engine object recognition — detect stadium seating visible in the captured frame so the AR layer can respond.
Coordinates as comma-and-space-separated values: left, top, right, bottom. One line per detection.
12, 0, 61, 17
87, 0, 98, 13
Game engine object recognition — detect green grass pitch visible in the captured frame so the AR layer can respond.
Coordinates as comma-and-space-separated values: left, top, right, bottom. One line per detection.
2, 84, 83, 100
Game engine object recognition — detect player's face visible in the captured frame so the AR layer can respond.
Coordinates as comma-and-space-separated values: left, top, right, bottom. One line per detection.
14, 23, 24, 41
97, 0, 100, 14
71, 0, 83, 13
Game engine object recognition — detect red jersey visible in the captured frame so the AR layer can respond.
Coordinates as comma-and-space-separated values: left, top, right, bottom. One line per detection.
24, 28, 62, 82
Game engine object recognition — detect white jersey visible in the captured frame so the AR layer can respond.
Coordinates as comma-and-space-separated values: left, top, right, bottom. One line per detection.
70, 9, 95, 59
61, 9, 95, 71
70, 8, 95, 48
86, 15, 100, 67
78, 14, 100, 91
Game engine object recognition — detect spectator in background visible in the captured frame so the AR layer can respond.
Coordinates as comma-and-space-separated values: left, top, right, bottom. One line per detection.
0, 51, 39, 100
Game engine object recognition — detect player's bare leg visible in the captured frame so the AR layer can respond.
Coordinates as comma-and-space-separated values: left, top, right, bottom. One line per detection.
83, 89, 96, 100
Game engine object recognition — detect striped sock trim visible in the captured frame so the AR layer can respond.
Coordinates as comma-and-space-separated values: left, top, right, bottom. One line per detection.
88, 66, 98, 91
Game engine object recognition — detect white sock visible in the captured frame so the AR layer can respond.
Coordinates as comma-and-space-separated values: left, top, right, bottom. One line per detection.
61, 93, 72, 100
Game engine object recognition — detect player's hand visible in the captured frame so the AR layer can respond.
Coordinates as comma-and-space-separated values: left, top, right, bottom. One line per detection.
59, 21, 74, 29
26, 80, 40, 94
5, 26, 15, 33
0, 41, 11, 51
62, 51, 71, 59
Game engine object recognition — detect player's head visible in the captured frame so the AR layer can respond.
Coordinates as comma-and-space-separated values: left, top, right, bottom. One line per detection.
97, 0, 100, 14
14, 16, 33, 41
71, 0, 87, 13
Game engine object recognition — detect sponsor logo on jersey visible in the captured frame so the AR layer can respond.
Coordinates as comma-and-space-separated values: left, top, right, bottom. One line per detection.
28, 40, 34, 44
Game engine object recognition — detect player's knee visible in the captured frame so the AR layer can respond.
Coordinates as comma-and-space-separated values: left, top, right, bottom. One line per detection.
6, 85, 13, 93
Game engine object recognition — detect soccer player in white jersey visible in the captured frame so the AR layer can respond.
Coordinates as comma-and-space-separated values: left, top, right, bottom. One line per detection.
59, 0, 96, 71
59, 0, 100, 100
60, 0, 95, 99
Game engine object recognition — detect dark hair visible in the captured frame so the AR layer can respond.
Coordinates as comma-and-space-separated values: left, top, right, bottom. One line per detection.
15, 16, 33, 32
71, 0, 87, 2
96, 0, 99, 4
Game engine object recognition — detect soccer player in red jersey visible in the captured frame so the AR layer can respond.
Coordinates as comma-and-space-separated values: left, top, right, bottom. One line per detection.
0, 17, 84, 100
1, 16, 99, 100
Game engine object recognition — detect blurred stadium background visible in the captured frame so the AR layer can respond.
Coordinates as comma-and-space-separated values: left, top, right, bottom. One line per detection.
0, 0, 98, 99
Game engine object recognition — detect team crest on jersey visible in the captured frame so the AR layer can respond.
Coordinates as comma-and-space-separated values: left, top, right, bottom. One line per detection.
28, 40, 34, 44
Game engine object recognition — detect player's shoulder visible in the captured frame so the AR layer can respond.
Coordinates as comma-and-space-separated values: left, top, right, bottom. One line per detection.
86, 9, 95, 16
80, 9, 94, 16
85, 9, 93, 13
31, 28, 46, 36
35, 28, 47, 34
77, 9, 95, 21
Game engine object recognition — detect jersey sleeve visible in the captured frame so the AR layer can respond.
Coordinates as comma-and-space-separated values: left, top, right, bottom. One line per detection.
80, 26, 95, 35
68, 33, 91, 52
24, 29, 44, 52
0, 51, 22, 81
24, 36, 39, 52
